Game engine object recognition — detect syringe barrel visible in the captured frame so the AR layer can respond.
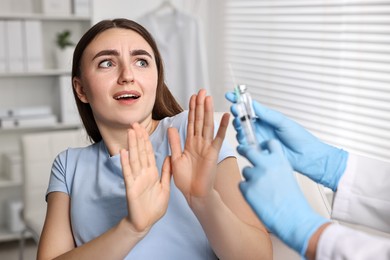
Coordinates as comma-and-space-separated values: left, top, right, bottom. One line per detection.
237, 102, 258, 146
236, 85, 259, 147
237, 84, 256, 120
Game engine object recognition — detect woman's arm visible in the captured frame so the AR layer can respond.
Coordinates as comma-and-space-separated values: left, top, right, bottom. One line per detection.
37, 123, 171, 260
37, 192, 76, 259
193, 157, 273, 260
168, 89, 272, 260
38, 192, 144, 260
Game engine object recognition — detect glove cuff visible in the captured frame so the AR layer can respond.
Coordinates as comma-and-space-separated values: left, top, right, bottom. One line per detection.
287, 214, 330, 257
272, 201, 330, 256
321, 148, 349, 191
298, 216, 330, 257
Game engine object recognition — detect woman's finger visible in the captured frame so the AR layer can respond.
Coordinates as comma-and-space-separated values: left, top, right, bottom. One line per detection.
167, 127, 182, 162
144, 128, 156, 167
161, 156, 172, 189
120, 149, 134, 188
133, 123, 147, 169
128, 128, 141, 176
194, 89, 206, 137
203, 95, 214, 141
187, 94, 196, 137
213, 112, 230, 151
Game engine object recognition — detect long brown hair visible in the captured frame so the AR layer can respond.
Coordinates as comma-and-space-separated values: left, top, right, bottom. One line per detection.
72, 18, 183, 143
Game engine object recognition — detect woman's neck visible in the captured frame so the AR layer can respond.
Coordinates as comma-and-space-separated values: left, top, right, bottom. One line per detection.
99, 118, 159, 157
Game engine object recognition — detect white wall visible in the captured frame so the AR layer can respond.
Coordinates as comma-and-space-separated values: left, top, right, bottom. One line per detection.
92, 0, 227, 111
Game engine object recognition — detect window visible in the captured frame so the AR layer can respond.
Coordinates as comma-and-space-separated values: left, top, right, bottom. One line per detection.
224, 0, 390, 161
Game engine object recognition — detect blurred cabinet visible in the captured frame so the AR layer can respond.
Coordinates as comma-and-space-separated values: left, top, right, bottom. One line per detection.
0, 0, 92, 242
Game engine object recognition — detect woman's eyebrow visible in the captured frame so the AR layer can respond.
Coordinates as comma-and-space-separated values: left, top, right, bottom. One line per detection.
92, 49, 119, 60
131, 49, 152, 58
92, 49, 152, 60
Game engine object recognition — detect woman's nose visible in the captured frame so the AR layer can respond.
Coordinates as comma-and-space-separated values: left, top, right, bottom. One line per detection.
118, 65, 134, 84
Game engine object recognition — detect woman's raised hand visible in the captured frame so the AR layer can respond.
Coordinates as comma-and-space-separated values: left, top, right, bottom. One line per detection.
168, 89, 230, 205
120, 123, 171, 234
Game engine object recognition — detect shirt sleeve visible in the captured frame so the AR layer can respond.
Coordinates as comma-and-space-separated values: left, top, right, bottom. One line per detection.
46, 150, 70, 200
331, 153, 390, 233
316, 223, 390, 260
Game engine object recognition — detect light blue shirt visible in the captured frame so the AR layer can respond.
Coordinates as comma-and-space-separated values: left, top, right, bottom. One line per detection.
47, 111, 235, 259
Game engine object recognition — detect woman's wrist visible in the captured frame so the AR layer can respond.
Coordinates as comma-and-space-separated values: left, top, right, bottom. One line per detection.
119, 218, 150, 241
305, 222, 332, 260
189, 189, 221, 213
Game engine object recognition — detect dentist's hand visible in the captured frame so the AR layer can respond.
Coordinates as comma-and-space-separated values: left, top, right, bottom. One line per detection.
238, 139, 329, 256
226, 92, 348, 191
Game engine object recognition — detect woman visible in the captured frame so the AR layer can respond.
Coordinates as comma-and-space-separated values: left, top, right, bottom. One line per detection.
37, 18, 272, 259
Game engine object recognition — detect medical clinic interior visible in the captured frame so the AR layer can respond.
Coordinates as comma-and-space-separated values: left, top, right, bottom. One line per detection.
0, 0, 389, 259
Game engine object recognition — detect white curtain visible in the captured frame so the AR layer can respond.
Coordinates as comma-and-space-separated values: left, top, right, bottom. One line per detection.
223, 0, 390, 162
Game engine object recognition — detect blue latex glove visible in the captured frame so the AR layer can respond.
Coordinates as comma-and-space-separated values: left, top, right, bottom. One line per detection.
238, 139, 330, 256
225, 92, 348, 191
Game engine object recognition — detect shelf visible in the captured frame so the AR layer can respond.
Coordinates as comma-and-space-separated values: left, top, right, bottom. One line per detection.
0, 227, 21, 243
0, 178, 21, 188
0, 226, 32, 243
0, 122, 81, 133
0, 1, 91, 246
0, 69, 71, 78
0, 13, 90, 21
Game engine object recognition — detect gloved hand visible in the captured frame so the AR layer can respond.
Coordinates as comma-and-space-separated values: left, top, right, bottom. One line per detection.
225, 92, 348, 191
238, 139, 330, 256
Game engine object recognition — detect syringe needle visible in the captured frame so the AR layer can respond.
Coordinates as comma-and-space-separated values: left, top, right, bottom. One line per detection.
229, 63, 237, 87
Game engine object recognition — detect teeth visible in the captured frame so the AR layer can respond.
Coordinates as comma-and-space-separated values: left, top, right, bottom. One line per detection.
115, 94, 139, 100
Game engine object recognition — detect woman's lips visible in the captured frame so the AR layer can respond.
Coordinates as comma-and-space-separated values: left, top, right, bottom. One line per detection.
113, 90, 141, 104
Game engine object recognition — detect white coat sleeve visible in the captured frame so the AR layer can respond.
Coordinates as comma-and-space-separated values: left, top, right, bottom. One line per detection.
331, 153, 390, 233
315, 153, 390, 260
316, 224, 390, 260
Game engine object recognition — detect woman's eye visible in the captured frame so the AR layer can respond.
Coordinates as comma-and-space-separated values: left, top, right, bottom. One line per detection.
136, 59, 148, 67
99, 60, 113, 68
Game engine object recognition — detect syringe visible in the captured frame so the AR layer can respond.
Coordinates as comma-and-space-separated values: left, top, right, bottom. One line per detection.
235, 84, 259, 148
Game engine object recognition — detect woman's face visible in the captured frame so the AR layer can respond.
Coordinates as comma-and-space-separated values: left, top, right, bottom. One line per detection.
74, 28, 158, 130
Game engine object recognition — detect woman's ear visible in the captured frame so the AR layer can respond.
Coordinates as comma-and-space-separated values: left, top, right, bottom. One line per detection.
73, 77, 89, 103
